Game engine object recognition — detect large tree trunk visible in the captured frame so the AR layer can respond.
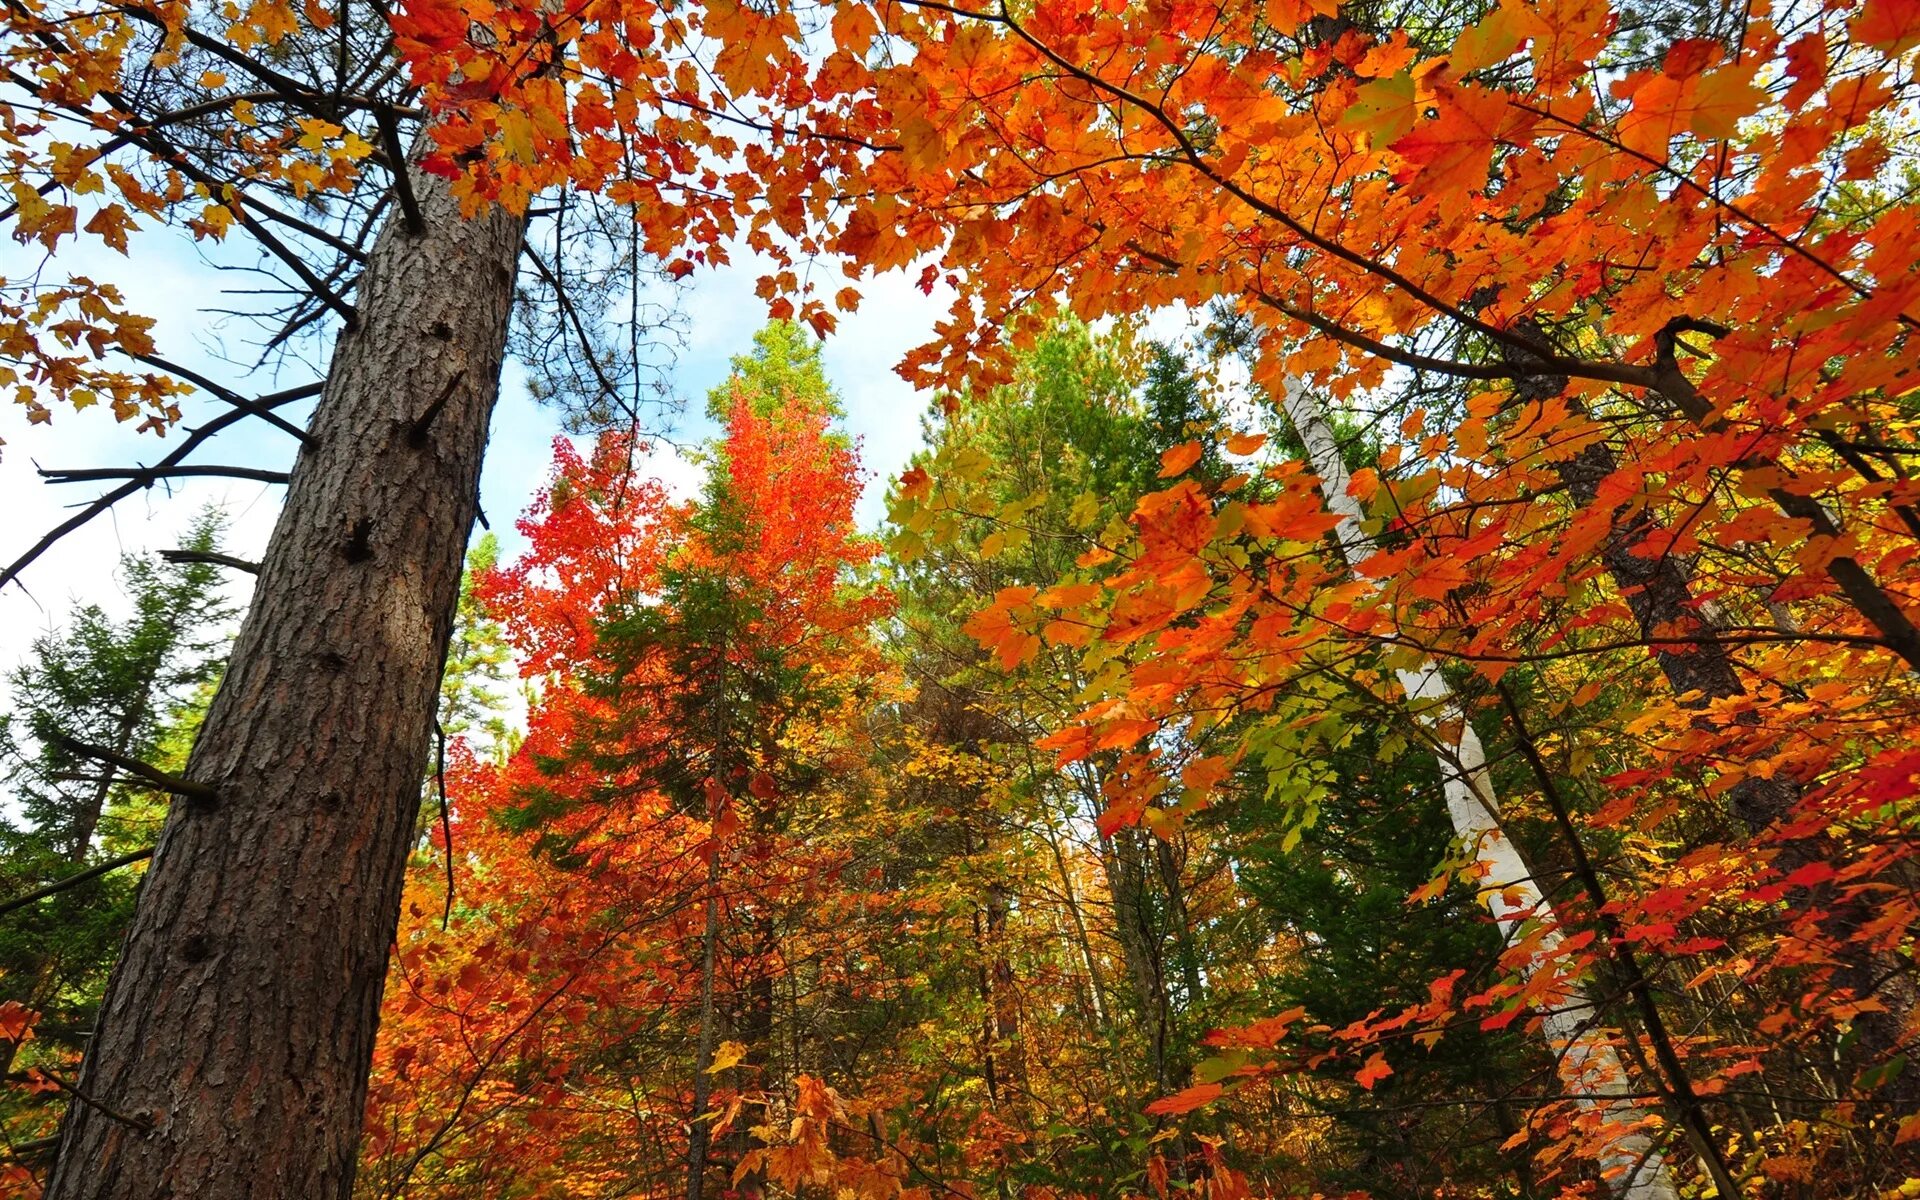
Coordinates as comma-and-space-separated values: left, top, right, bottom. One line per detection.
45, 162, 523, 1200
1277, 380, 1680, 1200
1498, 335, 1798, 832
1504, 343, 1914, 1101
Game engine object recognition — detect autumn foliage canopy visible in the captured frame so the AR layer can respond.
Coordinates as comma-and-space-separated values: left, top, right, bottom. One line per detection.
2, 0, 1920, 1196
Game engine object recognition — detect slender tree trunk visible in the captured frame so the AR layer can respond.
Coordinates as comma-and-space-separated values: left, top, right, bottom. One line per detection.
1277, 379, 1680, 1200
686, 851, 722, 1200
1153, 836, 1205, 1008
984, 881, 1027, 1101
45, 161, 522, 1200
730, 810, 776, 1200
1040, 822, 1110, 1030
971, 901, 1004, 1108
1102, 826, 1175, 1089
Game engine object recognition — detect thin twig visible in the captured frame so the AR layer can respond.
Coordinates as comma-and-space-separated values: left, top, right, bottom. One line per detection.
435, 718, 455, 930
29, 1066, 154, 1133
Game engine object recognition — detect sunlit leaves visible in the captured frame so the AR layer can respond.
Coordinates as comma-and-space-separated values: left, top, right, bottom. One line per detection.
1390, 86, 1535, 194
1852, 0, 1920, 54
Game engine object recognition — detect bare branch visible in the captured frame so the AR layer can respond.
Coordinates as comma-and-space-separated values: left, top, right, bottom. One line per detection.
376, 107, 426, 236
37, 465, 291, 487
159, 548, 260, 574
43, 731, 220, 807
0, 847, 155, 919
0, 387, 309, 590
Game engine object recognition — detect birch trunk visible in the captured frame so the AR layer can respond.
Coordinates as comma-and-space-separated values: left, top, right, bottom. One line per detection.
1276, 378, 1679, 1200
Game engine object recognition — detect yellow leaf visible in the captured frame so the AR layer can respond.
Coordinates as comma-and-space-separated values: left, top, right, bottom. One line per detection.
1340, 72, 1419, 146
1450, 6, 1520, 74
297, 117, 343, 152
708, 1040, 748, 1073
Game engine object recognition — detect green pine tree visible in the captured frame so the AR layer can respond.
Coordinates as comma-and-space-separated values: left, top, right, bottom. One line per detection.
0, 509, 235, 1100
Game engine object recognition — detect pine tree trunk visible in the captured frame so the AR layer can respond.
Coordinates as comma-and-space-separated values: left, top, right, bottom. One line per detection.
44, 162, 523, 1200
1277, 379, 1680, 1200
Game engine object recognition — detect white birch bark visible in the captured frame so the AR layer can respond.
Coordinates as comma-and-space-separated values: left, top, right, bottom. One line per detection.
1275, 378, 1679, 1200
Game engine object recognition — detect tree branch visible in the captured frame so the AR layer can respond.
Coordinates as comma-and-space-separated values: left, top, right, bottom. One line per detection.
0, 847, 155, 919
159, 548, 260, 574
0, 384, 311, 590
1494, 681, 1744, 1199
376, 107, 426, 236
127, 353, 319, 443
42, 732, 220, 807
37, 465, 291, 487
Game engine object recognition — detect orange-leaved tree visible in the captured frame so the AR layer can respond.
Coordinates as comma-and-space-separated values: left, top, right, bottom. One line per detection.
405, 0, 1920, 1190
357, 332, 898, 1198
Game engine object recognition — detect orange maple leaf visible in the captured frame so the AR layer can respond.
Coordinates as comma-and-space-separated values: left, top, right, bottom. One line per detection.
1355, 1050, 1394, 1091
1144, 1081, 1224, 1115
1391, 87, 1530, 195
1159, 441, 1204, 477
1853, 0, 1920, 54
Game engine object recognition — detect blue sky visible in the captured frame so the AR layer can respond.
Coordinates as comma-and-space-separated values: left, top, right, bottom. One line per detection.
0, 220, 955, 679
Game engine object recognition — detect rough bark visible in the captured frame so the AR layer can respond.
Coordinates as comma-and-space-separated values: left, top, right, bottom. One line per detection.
1507, 343, 1912, 1094
1278, 379, 1680, 1200
1500, 334, 1797, 832
44, 160, 523, 1200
